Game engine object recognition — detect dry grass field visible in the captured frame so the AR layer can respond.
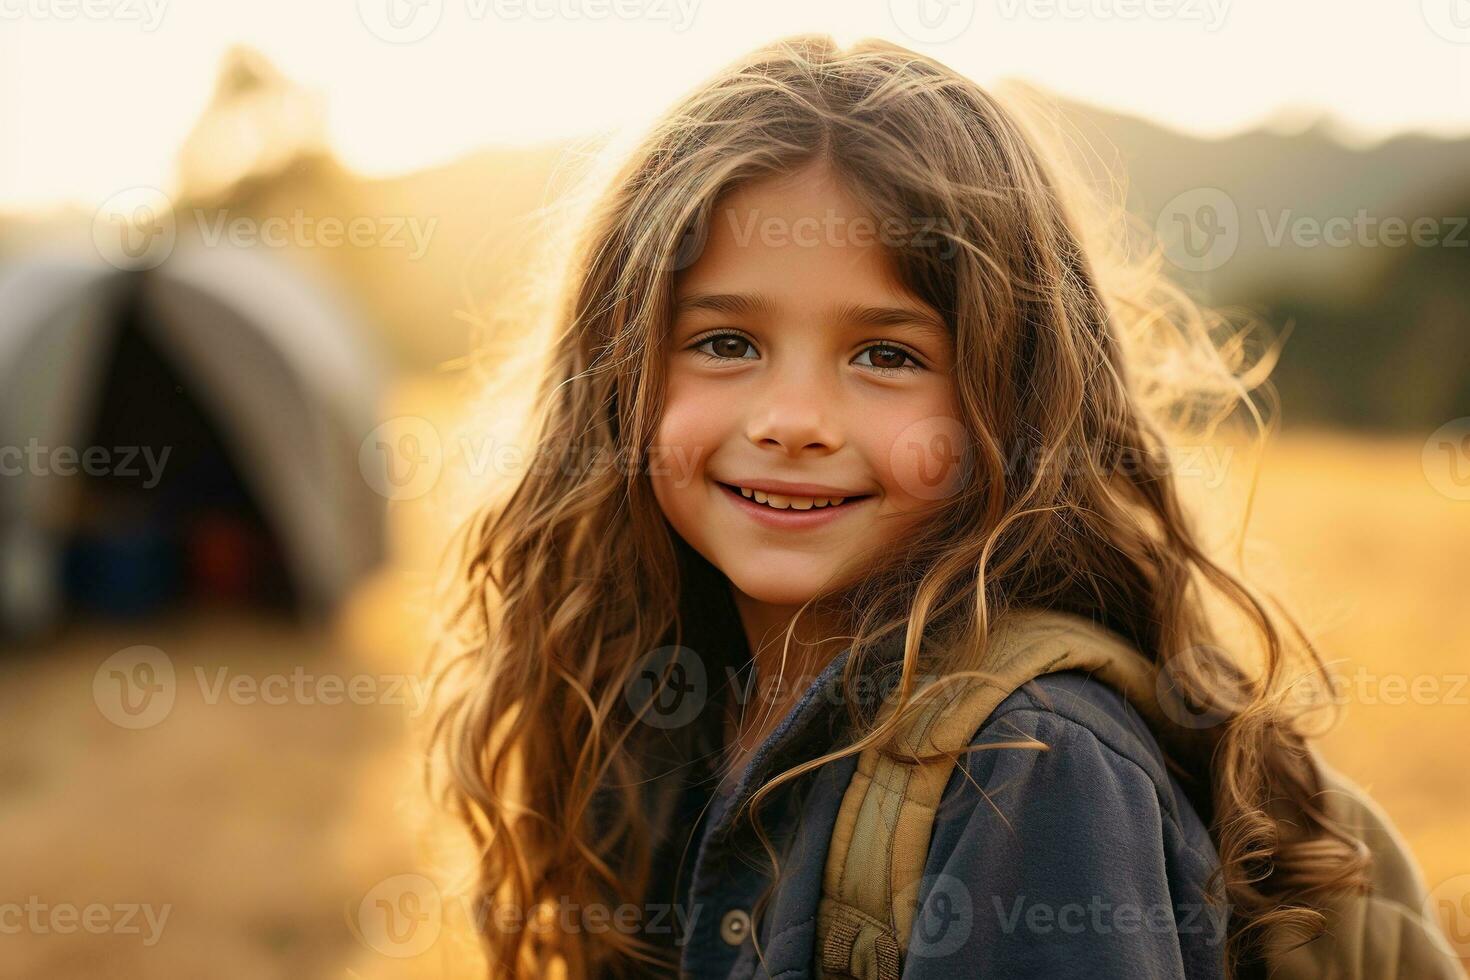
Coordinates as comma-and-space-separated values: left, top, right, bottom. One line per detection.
3, 380, 1466, 978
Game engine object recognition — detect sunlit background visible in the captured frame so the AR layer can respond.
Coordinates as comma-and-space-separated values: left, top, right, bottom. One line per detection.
2, 1, 1468, 977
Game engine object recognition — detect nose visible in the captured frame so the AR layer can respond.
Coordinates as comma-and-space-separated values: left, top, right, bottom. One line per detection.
744, 360, 844, 457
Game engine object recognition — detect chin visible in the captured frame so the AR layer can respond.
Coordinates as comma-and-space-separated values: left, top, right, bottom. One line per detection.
722, 556, 847, 608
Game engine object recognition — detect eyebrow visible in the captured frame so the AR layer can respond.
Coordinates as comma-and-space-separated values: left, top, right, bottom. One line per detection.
830, 300, 949, 338
673, 292, 949, 340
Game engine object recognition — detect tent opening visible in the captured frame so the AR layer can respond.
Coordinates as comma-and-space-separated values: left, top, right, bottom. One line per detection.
62, 283, 299, 620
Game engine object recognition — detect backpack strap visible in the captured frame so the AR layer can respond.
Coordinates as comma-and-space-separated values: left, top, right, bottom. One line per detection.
816, 608, 1172, 979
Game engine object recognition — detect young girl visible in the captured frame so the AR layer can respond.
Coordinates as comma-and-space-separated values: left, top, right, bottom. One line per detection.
429, 35, 1412, 979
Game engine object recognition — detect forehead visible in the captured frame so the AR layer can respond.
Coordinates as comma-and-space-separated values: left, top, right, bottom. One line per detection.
674, 162, 931, 319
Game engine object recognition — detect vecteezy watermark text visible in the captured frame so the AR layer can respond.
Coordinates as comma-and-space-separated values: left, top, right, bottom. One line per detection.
991, 895, 1227, 944
1259, 210, 1470, 250
195, 209, 437, 260
0, 441, 170, 488
0, 897, 171, 946
1156, 187, 1470, 272
93, 646, 431, 730
92, 187, 440, 270
995, 0, 1229, 30
354, 872, 706, 959
0, 0, 167, 29
356, 0, 699, 44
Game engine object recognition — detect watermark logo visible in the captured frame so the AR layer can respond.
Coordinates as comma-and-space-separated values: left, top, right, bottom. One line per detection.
889, 0, 976, 42
1155, 187, 1239, 273
93, 646, 176, 730
889, 416, 969, 502
360, 416, 445, 501
902, 872, 974, 958
1422, 417, 1470, 501
357, 0, 444, 42
1425, 873, 1470, 957
657, 213, 711, 274
1155, 644, 1236, 730
624, 645, 706, 729
1422, 0, 1470, 43
356, 874, 444, 957
93, 186, 176, 271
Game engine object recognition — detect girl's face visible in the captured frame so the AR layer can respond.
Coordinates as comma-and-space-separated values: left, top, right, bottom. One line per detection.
652, 161, 962, 611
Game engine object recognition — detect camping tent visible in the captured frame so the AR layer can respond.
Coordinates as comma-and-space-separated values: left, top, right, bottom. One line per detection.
0, 241, 386, 634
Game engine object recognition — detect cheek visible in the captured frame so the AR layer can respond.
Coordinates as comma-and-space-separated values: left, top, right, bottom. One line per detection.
866, 393, 968, 510
651, 374, 727, 499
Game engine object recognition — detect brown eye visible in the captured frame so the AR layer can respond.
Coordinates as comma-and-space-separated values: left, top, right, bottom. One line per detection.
855, 343, 923, 374
868, 345, 908, 369
710, 336, 751, 358
691, 332, 757, 361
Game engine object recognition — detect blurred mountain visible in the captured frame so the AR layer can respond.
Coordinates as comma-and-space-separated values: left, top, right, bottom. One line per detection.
177, 45, 331, 200
1259, 192, 1470, 430
170, 44, 594, 368
1039, 89, 1470, 431
1040, 86, 1470, 304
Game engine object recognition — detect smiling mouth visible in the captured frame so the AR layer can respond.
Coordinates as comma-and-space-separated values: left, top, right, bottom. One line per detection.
715, 481, 874, 511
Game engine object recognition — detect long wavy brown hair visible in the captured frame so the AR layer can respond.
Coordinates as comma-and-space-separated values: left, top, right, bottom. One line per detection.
428, 34, 1370, 979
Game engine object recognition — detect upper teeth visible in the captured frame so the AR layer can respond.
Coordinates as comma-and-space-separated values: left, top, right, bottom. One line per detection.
739, 486, 847, 509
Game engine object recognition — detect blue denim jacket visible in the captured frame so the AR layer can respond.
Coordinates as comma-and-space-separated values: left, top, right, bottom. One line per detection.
664, 650, 1230, 979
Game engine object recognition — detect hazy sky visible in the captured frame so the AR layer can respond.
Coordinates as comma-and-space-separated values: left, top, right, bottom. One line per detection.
2, 0, 1468, 210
